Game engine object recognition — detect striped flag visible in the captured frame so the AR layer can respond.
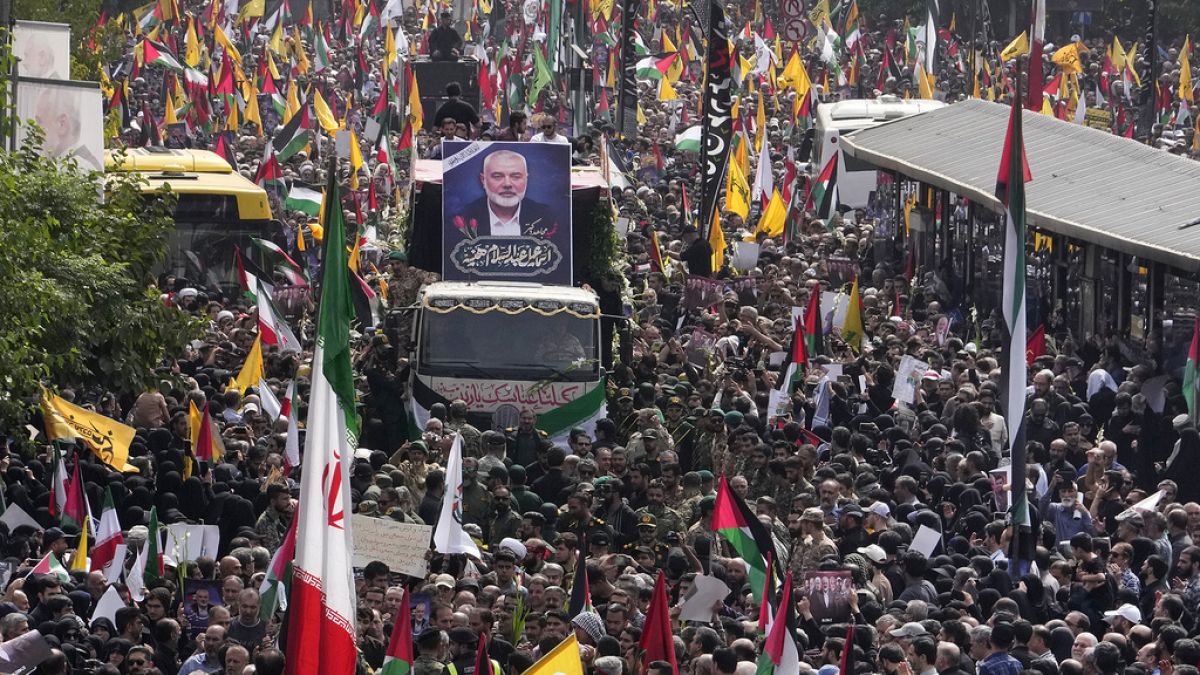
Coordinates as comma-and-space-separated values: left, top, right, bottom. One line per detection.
1184, 318, 1199, 423
714, 476, 776, 604
90, 487, 125, 580
285, 159, 360, 675
997, 90, 1032, 538
379, 588, 414, 675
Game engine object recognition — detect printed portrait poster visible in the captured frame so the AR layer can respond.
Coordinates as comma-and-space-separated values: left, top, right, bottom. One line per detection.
441, 141, 573, 285
15, 77, 104, 172
802, 570, 853, 624
13, 21, 70, 80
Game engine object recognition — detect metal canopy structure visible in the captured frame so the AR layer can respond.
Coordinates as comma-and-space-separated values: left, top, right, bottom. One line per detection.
840, 99, 1200, 272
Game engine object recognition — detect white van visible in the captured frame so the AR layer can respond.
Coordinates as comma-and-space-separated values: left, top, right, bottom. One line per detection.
814, 96, 946, 209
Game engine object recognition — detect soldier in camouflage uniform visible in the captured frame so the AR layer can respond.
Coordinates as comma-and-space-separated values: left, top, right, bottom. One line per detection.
445, 399, 483, 458
692, 412, 726, 475
678, 470, 716, 526
623, 513, 670, 568
664, 396, 697, 469
789, 507, 838, 578
383, 251, 437, 349
635, 479, 685, 544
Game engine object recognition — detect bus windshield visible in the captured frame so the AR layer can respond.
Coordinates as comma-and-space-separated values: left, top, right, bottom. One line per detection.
420, 308, 598, 381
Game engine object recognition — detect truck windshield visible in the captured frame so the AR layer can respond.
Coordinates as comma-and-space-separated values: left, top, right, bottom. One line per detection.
420, 309, 598, 381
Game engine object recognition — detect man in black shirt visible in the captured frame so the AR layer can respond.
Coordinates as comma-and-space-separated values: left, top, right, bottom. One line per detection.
428, 11, 462, 61
433, 82, 479, 135
677, 225, 713, 277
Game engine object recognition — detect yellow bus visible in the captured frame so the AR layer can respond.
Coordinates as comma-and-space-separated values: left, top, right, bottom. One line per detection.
105, 148, 274, 292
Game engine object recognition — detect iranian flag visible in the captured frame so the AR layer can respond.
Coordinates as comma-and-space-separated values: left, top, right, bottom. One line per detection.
380, 591, 414, 675
1185, 318, 1200, 423
27, 552, 69, 582
997, 91, 1033, 541
282, 380, 301, 475
285, 161, 359, 675
49, 445, 69, 520
62, 456, 86, 531
90, 487, 125, 580
713, 475, 776, 603
257, 280, 302, 352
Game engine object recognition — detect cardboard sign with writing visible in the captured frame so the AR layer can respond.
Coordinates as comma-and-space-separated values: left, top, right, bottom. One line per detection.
1084, 108, 1112, 131
352, 515, 433, 578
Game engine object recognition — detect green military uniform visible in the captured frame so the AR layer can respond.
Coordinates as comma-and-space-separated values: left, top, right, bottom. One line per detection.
486, 508, 522, 551
623, 514, 671, 567
413, 654, 445, 675
634, 504, 684, 543
510, 485, 543, 514
461, 479, 491, 527
789, 509, 838, 578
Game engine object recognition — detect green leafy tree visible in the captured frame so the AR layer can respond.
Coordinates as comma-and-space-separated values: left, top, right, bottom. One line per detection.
0, 132, 201, 433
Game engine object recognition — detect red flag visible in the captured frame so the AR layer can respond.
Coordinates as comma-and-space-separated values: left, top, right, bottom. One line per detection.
1026, 324, 1046, 366
473, 635, 489, 675
639, 571, 678, 674
838, 623, 855, 673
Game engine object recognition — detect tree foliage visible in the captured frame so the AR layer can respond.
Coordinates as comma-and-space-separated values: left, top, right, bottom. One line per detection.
0, 133, 201, 432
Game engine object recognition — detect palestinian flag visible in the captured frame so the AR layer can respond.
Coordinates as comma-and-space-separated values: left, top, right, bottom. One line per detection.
714, 475, 777, 603
142, 39, 183, 71
755, 572, 800, 675
1185, 318, 1200, 423
259, 509, 297, 621
273, 112, 312, 162
251, 236, 309, 283
997, 89, 1034, 560
284, 183, 323, 216
803, 284, 823, 358
777, 310, 808, 395
27, 552, 70, 582
379, 586, 413, 675
567, 534, 592, 618
254, 149, 285, 194
806, 148, 838, 219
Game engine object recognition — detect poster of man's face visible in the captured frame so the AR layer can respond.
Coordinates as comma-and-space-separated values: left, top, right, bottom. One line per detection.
441, 141, 573, 284
13, 21, 70, 80
16, 77, 104, 172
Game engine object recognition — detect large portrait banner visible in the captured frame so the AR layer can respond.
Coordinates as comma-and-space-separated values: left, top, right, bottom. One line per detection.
441, 141, 573, 285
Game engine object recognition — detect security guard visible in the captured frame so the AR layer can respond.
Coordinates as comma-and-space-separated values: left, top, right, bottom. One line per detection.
623, 513, 669, 567
413, 627, 447, 675
445, 627, 501, 675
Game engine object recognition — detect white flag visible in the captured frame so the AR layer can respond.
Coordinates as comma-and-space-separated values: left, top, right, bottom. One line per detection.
433, 434, 481, 557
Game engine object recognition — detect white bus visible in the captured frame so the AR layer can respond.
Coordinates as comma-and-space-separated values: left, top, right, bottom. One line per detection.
407, 281, 606, 443
815, 96, 946, 209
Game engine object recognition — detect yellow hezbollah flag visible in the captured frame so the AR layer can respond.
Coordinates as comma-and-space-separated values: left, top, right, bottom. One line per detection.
842, 275, 864, 351
184, 15, 201, 67
756, 188, 787, 237
69, 514, 89, 572
233, 336, 264, 393
349, 129, 364, 190
754, 91, 766, 152
238, 0, 264, 20
1000, 31, 1029, 61
725, 159, 751, 220
313, 88, 339, 132
1181, 37, 1193, 103
658, 77, 678, 101
41, 393, 138, 472
1052, 43, 1081, 74
708, 210, 726, 271
522, 635, 583, 675
214, 23, 241, 63
188, 399, 203, 449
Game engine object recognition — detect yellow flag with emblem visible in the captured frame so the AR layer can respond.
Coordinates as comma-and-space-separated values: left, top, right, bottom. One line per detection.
184, 15, 201, 67
350, 129, 364, 189
708, 210, 726, 271
41, 392, 138, 473
756, 188, 786, 237
313, 88, 339, 132
658, 77, 678, 101
233, 336, 265, 393
214, 23, 241, 63
1000, 31, 1028, 61
725, 160, 751, 220
754, 91, 766, 152
1052, 43, 1081, 74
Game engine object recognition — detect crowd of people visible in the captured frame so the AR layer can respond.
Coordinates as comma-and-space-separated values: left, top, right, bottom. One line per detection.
6, 0, 1200, 674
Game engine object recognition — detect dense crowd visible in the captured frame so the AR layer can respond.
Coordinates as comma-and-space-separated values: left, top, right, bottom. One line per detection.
6, 0, 1200, 674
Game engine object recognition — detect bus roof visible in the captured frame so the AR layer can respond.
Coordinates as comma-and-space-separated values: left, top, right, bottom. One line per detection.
105, 149, 272, 221
421, 281, 599, 305
816, 96, 946, 131
105, 148, 234, 173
